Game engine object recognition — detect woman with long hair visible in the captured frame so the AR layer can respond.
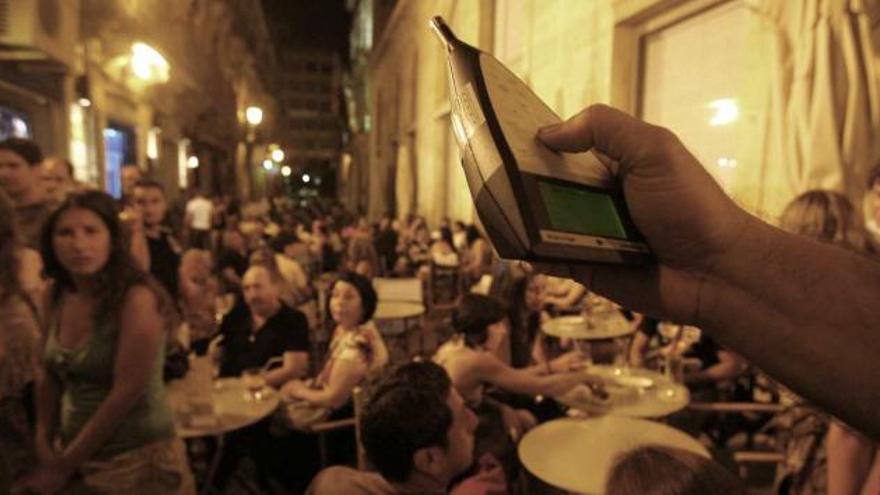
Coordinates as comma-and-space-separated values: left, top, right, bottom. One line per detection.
0, 190, 43, 493
19, 191, 193, 494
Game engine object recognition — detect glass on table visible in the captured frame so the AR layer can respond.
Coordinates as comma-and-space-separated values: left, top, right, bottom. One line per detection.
241, 367, 267, 401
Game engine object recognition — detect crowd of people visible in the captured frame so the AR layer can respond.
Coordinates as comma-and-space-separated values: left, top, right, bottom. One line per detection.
1, 100, 880, 495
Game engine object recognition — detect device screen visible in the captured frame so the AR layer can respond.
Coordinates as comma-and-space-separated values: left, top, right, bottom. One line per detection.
538, 180, 629, 240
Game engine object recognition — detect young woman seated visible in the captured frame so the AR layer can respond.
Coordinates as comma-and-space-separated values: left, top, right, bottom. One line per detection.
434, 294, 597, 439
280, 271, 389, 410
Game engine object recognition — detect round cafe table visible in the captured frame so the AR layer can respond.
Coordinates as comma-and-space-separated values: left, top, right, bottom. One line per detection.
519, 416, 709, 494
166, 377, 279, 493
166, 377, 280, 438
554, 365, 690, 418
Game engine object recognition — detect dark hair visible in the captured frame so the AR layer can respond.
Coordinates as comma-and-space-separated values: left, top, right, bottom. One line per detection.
0, 137, 43, 166
45, 156, 74, 177
326, 271, 377, 324
133, 178, 165, 195
489, 263, 539, 366
40, 190, 174, 328
867, 165, 880, 189
779, 190, 876, 255
453, 293, 506, 348
440, 226, 455, 252
270, 230, 299, 254
606, 446, 746, 495
361, 362, 453, 482
0, 190, 22, 299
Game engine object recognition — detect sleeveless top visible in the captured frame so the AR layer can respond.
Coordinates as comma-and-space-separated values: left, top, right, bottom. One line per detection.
433, 336, 485, 407
315, 321, 388, 388
44, 297, 175, 459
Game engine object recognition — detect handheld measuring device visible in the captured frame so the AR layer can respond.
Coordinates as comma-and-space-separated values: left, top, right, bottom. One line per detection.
430, 16, 651, 265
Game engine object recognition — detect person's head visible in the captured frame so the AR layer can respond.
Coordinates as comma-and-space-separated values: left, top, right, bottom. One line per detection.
414, 224, 431, 244
41, 191, 169, 322
0, 137, 44, 203
452, 220, 466, 233
179, 249, 213, 285
453, 293, 506, 349
347, 236, 379, 278
241, 264, 281, 317
120, 164, 141, 197
41, 157, 75, 200
327, 271, 377, 327
361, 362, 478, 485
0, 190, 22, 298
440, 227, 455, 251
222, 228, 245, 252
133, 179, 168, 228
780, 189, 875, 255
606, 446, 746, 495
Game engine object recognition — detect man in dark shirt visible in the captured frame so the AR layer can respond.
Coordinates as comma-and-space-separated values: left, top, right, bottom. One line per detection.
218, 264, 310, 385
133, 179, 181, 297
213, 264, 310, 490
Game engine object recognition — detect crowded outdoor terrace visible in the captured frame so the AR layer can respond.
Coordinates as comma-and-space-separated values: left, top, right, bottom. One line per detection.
2, 1, 880, 494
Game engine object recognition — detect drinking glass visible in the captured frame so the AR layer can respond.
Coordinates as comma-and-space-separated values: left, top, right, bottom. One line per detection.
242, 367, 266, 401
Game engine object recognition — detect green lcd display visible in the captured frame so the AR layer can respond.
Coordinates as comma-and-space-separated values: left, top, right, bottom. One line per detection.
538, 180, 628, 239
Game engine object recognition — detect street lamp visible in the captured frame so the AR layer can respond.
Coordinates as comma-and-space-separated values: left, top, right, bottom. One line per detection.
243, 105, 264, 198
245, 106, 264, 126
271, 148, 285, 162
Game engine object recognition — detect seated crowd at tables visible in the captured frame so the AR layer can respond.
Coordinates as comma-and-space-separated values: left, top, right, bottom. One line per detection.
1, 135, 879, 494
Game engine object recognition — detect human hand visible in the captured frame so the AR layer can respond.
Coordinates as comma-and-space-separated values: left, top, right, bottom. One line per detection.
118, 206, 144, 233
552, 349, 585, 372
536, 105, 753, 323
281, 379, 308, 401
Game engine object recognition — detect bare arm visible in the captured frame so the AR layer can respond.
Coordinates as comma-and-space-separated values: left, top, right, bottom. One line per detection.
826, 421, 876, 494
538, 104, 880, 439
284, 357, 367, 410
34, 367, 61, 462
264, 351, 308, 388
54, 286, 165, 472
544, 282, 586, 309
476, 353, 589, 397
628, 331, 651, 368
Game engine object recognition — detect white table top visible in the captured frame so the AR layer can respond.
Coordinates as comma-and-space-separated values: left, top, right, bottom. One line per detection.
555, 365, 690, 418
166, 377, 279, 438
519, 416, 709, 494
374, 301, 426, 320
543, 314, 635, 340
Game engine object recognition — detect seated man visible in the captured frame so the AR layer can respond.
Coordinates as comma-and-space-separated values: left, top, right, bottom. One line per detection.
212, 264, 310, 489
216, 264, 309, 385
308, 361, 507, 495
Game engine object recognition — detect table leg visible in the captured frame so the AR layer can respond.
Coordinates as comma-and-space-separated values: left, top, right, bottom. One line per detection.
201, 434, 224, 494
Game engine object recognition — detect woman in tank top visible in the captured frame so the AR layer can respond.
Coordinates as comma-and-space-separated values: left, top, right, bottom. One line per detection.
18, 191, 194, 494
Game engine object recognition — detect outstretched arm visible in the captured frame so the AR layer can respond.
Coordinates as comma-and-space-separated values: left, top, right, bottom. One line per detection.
538, 104, 880, 438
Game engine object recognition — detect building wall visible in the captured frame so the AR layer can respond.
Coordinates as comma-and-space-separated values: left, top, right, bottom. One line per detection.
367, 0, 618, 226
366, 0, 880, 228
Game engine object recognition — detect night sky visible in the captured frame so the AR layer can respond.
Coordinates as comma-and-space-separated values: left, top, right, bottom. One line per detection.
261, 0, 351, 56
